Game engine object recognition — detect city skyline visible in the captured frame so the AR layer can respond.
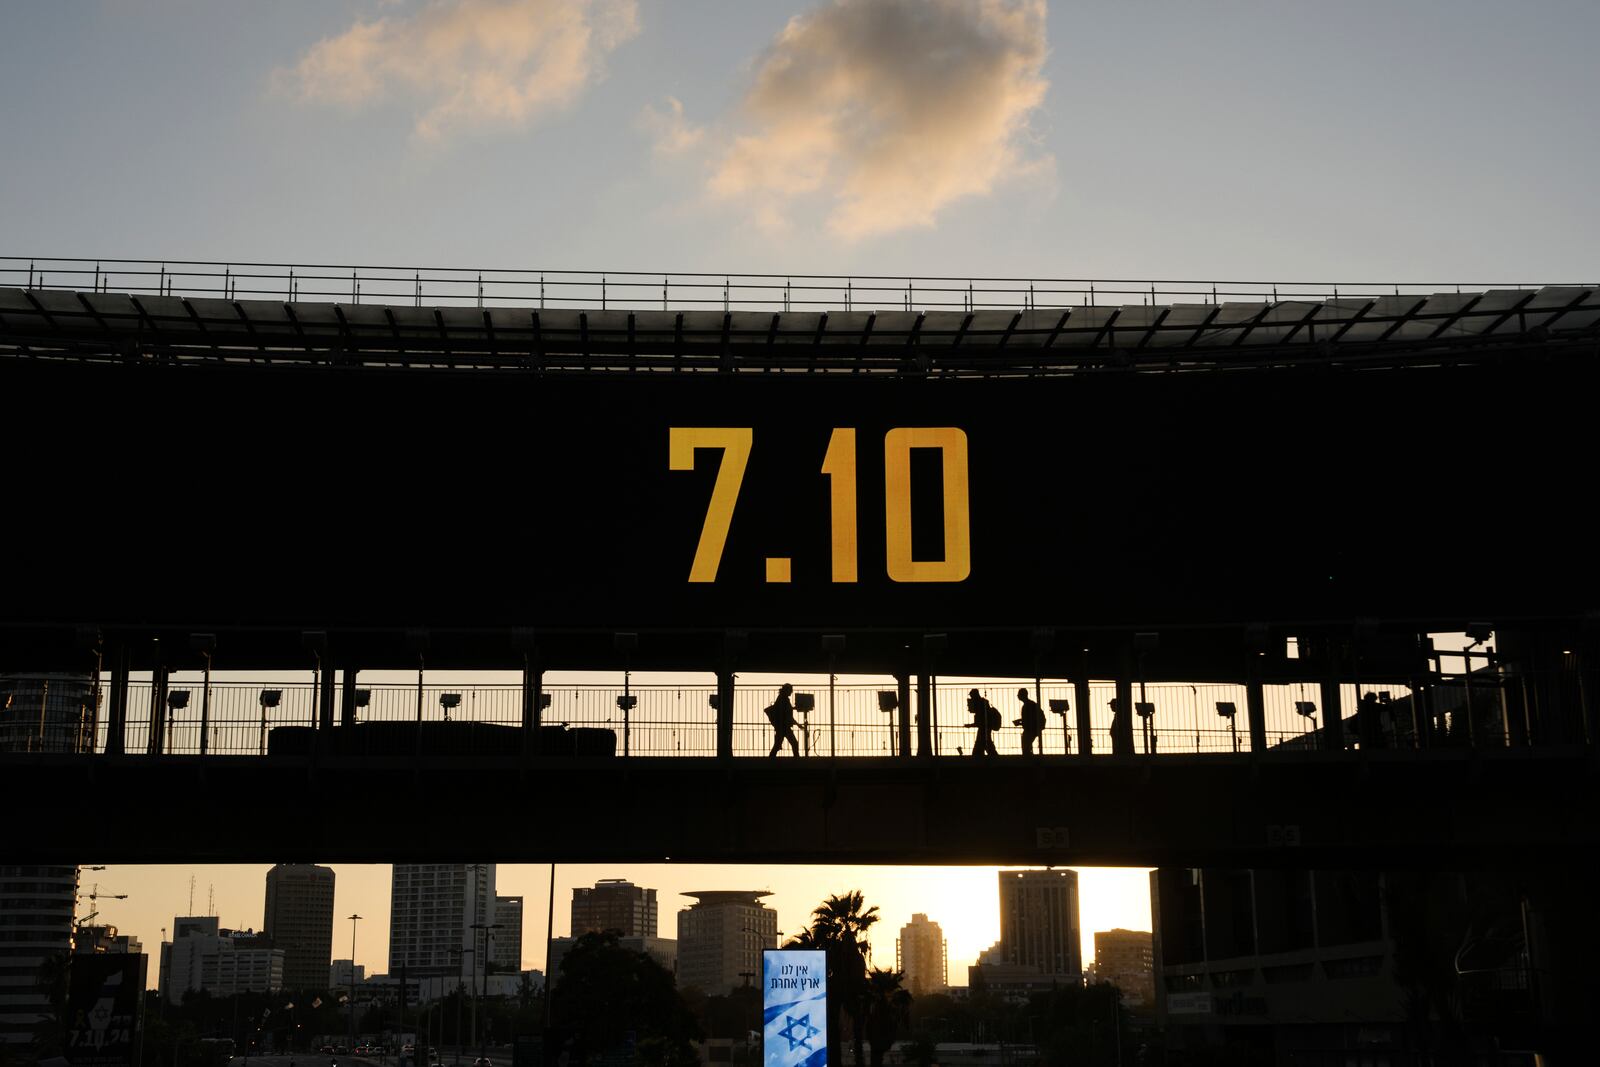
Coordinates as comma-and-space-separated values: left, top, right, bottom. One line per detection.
85, 862, 1151, 990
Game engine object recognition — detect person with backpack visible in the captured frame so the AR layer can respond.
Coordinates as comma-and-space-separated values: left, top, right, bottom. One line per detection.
968, 688, 999, 756
766, 683, 801, 757
1015, 687, 1046, 755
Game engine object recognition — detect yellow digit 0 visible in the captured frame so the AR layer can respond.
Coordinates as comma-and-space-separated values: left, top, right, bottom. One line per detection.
884, 427, 971, 583
669, 427, 753, 582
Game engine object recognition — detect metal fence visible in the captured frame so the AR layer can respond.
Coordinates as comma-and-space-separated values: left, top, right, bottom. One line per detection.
20, 676, 1476, 759
3, 257, 1584, 313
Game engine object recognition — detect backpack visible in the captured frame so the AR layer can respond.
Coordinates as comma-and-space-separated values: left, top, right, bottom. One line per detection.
986, 704, 1002, 731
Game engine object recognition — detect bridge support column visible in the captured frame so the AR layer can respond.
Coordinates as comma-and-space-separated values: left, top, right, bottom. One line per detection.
896, 673, 911, 758
1074, 677, 1093, 758
341, 667, 358, 727
1320, 678, 1343, 751
522, 659, 544, 756
105, 642, 128, 756
716, 670, 735, 759
916, 673, 933, 757
1112, 677, 1134, 755
1246, 679, 1267, 754
319, 661, 336, 732
146, 640, 168, 756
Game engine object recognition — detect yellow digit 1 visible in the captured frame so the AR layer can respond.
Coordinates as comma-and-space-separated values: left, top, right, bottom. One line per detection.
821, 428, 858, 582
884, 427, 971, 583
668, 427, 753, 582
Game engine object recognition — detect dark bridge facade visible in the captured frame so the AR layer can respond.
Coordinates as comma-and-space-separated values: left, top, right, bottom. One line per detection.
1, 275, 1597, 866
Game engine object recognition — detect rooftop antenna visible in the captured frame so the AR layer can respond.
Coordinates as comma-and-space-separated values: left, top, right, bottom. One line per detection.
209, 884, 215, 916
189, 875, 195, 915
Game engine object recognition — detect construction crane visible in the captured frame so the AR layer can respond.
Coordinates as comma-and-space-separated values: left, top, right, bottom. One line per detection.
77, 883, 129, 928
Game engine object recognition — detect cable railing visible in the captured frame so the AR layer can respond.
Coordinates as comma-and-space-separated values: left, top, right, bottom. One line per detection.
0, 675, 1497, 760
4, 257, 1586, 314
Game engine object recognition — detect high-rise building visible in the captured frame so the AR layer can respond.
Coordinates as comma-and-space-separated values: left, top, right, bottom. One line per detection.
0, 864, 77, 1047
493, 896, 524, 973
997, 869, 1081, 980
572, 879, 657, 938
896, 913, 948, 995
676, 890, 777, 995
1092, 929, 1153, 1008
389, 864, 496, 982
0, 674, 96, 753
263, 863, 335, 991
159, 917, 284, 1004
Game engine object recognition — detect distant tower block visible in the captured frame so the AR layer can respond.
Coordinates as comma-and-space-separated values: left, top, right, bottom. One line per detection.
765, 558, 792, 583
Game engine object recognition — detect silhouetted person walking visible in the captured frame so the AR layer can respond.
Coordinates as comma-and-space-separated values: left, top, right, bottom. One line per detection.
766, 683, 800, 757
968, 688, 999, 756
1016, 687, 1046, 755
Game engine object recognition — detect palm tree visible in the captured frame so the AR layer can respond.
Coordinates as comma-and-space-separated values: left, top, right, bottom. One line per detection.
786, 892, 880, 1067
863, 969, 912, 1067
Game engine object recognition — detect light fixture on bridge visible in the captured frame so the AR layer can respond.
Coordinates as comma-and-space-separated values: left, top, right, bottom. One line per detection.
1294, 701, 1317, 720
1048, 698, 1069, 716
1214, 702, 1237, 719
259, 689, 282, 709
877, 691, 898, 713
1134, 701, 1155, 719
539, 693, 552, 710
353, 689, 371, 708
708, 694, 720, 711
795, 693, 816, 713
166, 690, 190, 710
440, 693, 462, 720
616, 695, 638, 711
1465, 621, 1493, 645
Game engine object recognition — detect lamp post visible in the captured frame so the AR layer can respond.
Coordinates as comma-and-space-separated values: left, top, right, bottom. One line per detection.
469, 921, 503, 1062
349, 914, 363, 1052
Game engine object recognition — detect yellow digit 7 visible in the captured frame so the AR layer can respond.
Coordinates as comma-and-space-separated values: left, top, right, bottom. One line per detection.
669, 428, 753, 583
884, 427, 972, 582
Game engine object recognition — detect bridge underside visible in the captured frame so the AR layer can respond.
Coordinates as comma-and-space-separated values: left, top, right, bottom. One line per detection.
9, 749, 1593, 869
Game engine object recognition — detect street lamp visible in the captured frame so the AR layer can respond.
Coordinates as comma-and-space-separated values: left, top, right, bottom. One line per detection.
258, 689, 282, 755
469, 921, 504, 1062
349, 914, 363, 1052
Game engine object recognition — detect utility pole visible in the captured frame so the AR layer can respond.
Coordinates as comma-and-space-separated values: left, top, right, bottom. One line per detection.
348, 914, 363, 1052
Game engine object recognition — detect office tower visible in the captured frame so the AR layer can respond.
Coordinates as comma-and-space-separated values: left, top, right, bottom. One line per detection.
998, 869, 1081, 979
0, 674, 96, 753
493, 896, 524, 972
676, 891, 777, 995
896, 913, 949, 995
263, 863, 335, 991
572, 879, 657, 937
389, 864, 496, 981
159, 917, 284, 1004
0, 865, 77, 1047
1092, 928, 1154, 1008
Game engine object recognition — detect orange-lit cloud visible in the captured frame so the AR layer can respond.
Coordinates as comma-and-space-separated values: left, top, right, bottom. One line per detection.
639, 96, 706, 156
708, 0, 1050, 239
284, 0, 639, 139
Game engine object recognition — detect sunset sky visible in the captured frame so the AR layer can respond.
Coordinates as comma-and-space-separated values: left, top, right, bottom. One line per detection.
3, 0, 1593, 990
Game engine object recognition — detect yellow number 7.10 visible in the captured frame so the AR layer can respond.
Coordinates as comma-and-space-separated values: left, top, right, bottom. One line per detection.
668, 427, 753, 583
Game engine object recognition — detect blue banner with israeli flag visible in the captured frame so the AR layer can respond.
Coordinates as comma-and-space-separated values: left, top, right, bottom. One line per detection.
763, 949, 827, 1067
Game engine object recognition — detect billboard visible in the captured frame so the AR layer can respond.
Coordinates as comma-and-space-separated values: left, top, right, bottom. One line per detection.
64, 953, 145, 1067
764, 949, 827, 1067
2, 357, 1595, 637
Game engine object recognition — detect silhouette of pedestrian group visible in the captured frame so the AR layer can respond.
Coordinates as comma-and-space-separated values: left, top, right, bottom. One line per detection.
762, 683, 1056, 758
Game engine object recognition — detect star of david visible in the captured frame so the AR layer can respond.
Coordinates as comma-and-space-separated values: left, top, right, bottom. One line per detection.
778, 1012, 821, 1052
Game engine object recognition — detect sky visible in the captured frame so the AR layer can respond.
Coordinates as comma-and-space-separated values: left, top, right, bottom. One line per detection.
3, 0, 1593, 989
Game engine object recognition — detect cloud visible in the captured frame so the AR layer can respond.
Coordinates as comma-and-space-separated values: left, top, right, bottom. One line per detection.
284, 0, 639, 139
638, 96, 705, 156
707, 0, 1050, 239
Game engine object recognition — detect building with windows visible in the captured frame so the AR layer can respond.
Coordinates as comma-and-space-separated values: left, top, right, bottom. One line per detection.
676, 890, 777, 995
0, 674, 95, 753
159, 917, 285, 1004
492, 895, 523, 972
73, 924, 142, 956
0, 864, 77, 1047
263, 863, 335, 991
1091, 929, 1153, 1008
997, 869, 1081, 980
896, 913, 948, 995
572, 879, 657, 938
388, 864, 496, 982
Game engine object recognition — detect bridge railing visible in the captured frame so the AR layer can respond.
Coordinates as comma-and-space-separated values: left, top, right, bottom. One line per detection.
7, 675, 1488, 759
3, 257, 1578, 313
